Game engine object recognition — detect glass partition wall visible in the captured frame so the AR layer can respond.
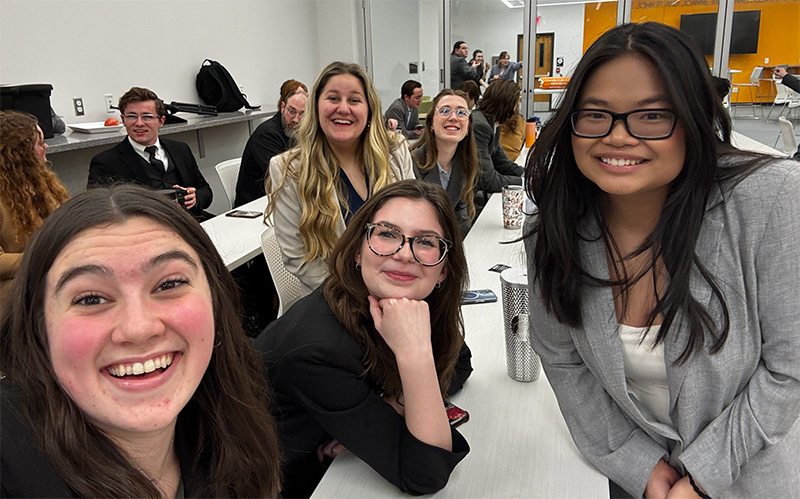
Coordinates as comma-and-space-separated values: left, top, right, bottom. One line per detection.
362, 0, 798, 141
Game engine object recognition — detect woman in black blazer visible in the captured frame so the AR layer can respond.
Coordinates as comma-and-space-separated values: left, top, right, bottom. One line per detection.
411, 89, 479, 237
256, 180, 471, 497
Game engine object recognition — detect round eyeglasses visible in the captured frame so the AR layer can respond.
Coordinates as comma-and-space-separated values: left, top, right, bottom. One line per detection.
570, 108, 677, 140
365, 222, 451, 267
436, 106, 471, 119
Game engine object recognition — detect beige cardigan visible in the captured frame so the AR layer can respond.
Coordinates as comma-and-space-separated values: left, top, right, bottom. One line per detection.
268, 144, 415, 298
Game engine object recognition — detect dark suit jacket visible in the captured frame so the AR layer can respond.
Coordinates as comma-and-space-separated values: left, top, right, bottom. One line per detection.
450, 54, 480, 90
255, 287, 470, 498
385, 98, 420, 139
234, 112, 289, 207
781, 73, 800, 93
88, 136, 213, 213
412, 145, 472, 236
471, 110, 523, 205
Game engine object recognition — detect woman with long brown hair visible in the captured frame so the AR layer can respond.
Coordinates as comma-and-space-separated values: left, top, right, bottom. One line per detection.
257, 180, 470, 497
0, 185, 281, 497
410, 89, 479, 236
0, 110, 68, 304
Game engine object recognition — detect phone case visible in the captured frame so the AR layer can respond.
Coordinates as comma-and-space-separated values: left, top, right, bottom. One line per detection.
226, 210, 262, 218
461, 289, 498, 304
446, 403, 469, 428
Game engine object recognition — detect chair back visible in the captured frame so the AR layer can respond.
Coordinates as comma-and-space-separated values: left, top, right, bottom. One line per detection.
749, 66, 763, 85
778, 117, 798, 156
214, 158, 241, 209
260, 227, 302, 317
774, 81, 790, 104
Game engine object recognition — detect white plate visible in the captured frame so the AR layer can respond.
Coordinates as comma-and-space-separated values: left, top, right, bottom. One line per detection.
68, 122, 124, 134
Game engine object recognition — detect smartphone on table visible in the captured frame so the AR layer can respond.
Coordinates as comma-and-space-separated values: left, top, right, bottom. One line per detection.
461, 289, 498, 305
446, 402, 469, 428
225, 210, 262, 218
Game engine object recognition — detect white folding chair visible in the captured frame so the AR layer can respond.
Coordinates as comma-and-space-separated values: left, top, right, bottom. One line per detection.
732, 66, 764, 118
214, 158, 241, 209
260, 227, 302, 317
766, 81, 792, 120
775, 117, 798, 157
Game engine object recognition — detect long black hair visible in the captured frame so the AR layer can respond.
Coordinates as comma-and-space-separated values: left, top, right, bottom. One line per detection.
525, 22, 768, 363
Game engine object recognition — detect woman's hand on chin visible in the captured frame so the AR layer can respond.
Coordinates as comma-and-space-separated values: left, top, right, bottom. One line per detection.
368, 295, 433, 360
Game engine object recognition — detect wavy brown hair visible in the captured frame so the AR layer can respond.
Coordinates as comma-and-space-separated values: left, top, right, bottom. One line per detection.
410, 89, 479, 221
478, 79, 520, 133
266, 61, 404, 263
323, 180, 468, 399
0, 110, 68, 240
118, 86, 165, 116
0, 185, 281, 497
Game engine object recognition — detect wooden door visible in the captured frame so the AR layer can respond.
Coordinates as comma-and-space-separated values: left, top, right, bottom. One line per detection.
533, 33, 554, 104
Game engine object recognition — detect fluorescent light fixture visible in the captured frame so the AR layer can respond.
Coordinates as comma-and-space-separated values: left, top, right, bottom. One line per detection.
501, 0, 525, 8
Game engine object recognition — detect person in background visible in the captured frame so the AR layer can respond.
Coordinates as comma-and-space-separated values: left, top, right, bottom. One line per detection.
235, 79, 308, 207
411, 89, 479, 236
525, 22, 799, 498
450, 41, 486, 90
498, 109, 526, 161
0, 185, 281, 497
384, 79, 424, 140
471, 79, 524, 208
711, 76, 731, 103
0, 110, 68, 305
266, 62, 414, 298
488, 51, 523, 83
88, 87, 214, 221
470, 49, 490, 82
773, 66, 799, 93
458, 80, 481, 110
257, 180, 470, 498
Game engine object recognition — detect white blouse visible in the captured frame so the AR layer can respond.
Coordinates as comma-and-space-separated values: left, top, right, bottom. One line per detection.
618, 324, 672, 426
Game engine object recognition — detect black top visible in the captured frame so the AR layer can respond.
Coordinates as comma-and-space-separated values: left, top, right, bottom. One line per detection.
0, 381, 208, 498
255, 288, 470, 498
234, 112, 291, 207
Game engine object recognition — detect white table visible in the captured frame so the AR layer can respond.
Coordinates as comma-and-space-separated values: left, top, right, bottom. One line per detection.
731, 131, 786, 156
201, 196, 268, 269
311, 194, 608, 498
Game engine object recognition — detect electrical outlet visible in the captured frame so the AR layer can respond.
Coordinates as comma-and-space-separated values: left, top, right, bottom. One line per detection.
73, 97, 84, 116
764, 57, 769, 64
104, 94, 115, 113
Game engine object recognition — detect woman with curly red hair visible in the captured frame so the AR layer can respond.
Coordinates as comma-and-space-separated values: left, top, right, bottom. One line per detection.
0, 110, 69, 304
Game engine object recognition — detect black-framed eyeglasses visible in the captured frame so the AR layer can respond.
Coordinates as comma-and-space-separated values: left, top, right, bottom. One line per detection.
365, 222, 451, 267
570, 108, 677, 140
436, 106, 471, 119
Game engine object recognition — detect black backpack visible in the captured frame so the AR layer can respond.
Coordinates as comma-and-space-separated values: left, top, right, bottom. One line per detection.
196, 59, 260, 112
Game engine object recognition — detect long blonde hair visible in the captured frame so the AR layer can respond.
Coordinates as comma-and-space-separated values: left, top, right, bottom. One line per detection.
265, 61, 403, 262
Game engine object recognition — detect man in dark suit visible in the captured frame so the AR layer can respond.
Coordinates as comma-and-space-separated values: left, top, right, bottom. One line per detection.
88, 87, 213, 220
384, 80, 423, 140
234, 81, 307, 207
450, 41, 485, 91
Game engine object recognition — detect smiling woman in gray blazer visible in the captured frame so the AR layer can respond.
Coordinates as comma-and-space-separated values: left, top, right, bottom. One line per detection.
524, 23, 799, 499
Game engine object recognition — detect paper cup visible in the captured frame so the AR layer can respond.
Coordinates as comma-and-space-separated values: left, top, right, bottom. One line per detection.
502, 185, 524, 229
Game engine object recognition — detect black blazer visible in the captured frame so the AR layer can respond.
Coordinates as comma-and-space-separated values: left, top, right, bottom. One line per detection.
471, 110, 523, 205
412, 145, 472, 236
234, 112, 289, 207
255, 288, 470, 498
88, 136, 213, 212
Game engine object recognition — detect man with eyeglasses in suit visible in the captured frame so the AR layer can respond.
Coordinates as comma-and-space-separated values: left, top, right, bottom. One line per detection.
88, 86, 213, 220
234, 80, 308, 207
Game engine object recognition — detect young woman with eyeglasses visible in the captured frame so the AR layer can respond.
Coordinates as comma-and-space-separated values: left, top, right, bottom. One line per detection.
524, 22, 799, 498
256, 180, 470, 498
410, 89, 479, 236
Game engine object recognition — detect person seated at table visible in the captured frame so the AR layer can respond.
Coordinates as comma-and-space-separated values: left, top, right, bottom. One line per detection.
88, 87, 214, 221
0, 110, 69, 306
458, 80, 481, 109
266, 61, 414, 298
0, 185, 281, 497
472, 79, 524, 208
384, 79, 424, 139
498, 109, 525, 161
410, 89, 479, 236
256, 180, 471, 498
234, 79, 308, 207
488, 51, 523, 83
525, 22, 800, 499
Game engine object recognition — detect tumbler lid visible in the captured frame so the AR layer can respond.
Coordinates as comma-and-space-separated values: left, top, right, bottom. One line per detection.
500, 267, 527, 286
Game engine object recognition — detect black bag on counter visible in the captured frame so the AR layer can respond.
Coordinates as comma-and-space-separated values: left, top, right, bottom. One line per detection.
196, 59, 260, 112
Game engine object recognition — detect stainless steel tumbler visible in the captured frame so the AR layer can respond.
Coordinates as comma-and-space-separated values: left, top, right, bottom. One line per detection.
500, 267, 541, 382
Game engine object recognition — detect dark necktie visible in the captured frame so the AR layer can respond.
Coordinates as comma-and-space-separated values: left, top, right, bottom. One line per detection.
144, 145, 165, 171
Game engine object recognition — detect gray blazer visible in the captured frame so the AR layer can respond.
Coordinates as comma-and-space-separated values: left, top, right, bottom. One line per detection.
471, 110, 523, 205
385, 98, 420, 139
411, 145, 471, 236
525, 158, 800, 498
269, 143, 415, 298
